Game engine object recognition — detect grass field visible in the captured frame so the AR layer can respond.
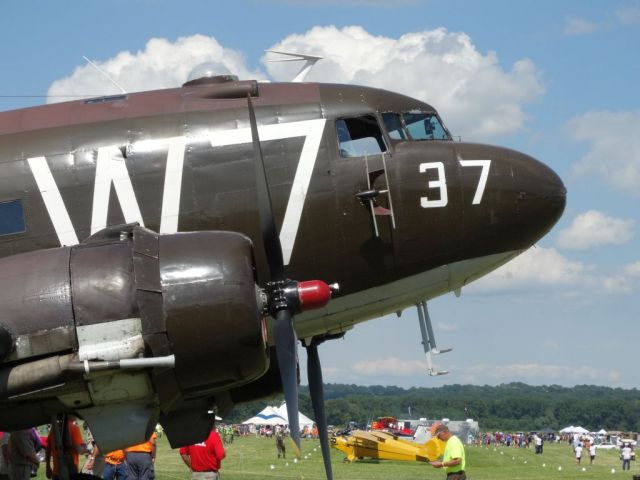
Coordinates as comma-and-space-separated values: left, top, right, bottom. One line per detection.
132, 435, 638, 480
30, 435, 637, 480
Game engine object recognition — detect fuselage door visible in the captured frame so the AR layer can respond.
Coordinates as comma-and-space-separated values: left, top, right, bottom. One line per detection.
335, 114, 396, 239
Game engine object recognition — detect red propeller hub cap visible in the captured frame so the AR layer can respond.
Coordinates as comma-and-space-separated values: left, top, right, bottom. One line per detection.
297, 280, 332, 311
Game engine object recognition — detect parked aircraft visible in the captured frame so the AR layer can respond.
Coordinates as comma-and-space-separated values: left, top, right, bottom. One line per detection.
331, 428, 445, 463
0, 69, 565, 479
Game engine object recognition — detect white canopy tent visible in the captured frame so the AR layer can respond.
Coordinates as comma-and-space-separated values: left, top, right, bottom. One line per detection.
560, 426, 589, 434
274, 402, 314, 429
597, 429, 608, 435
242, 405, 287, 426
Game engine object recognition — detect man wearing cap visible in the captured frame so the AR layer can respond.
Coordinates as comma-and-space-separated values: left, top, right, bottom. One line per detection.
430, 424, 466, 480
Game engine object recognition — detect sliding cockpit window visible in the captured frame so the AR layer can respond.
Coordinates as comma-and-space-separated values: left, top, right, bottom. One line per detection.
336, 115, 388, 157
382, 113, 409, 140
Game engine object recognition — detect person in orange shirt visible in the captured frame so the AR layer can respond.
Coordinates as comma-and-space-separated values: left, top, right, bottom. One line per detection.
45, 417, 86, 480
102, 450, 126, 480
125, 432, 157, 480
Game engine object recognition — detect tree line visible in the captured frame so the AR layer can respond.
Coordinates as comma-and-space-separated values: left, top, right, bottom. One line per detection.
226, 382, 640, 432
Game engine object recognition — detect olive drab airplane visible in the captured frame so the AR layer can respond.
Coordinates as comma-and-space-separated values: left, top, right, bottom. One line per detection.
0, 67, 566, 480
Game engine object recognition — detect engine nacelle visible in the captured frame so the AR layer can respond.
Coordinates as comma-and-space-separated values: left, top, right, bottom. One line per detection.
0, 224, 268, 412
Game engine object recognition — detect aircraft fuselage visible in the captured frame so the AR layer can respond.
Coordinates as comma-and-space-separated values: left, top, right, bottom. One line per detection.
0, 79, 565, 446
0, 80, 565, 337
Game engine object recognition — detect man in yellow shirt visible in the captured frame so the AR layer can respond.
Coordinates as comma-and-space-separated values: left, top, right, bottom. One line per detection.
430, 423, 466, 480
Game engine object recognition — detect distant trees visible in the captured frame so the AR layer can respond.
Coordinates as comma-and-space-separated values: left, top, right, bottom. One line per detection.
226, 383, 640, 432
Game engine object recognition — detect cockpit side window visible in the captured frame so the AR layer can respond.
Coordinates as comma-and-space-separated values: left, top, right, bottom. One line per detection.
336, 115, 388, 157
382, 113, 408, 140
403, 112, 450, 140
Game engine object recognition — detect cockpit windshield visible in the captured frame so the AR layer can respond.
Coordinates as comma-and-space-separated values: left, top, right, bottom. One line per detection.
381, 113, 408, 140
382, 111, 451, 141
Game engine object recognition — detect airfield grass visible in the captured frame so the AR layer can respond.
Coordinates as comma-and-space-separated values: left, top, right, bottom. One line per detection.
141, 435, 638, 480
32, 435, 636, 480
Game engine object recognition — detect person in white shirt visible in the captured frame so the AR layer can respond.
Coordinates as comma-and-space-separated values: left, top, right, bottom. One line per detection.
589, 443, 596, 465
621, 444, 633, 470
534, 434, 543, 454
575, 443, 583, 464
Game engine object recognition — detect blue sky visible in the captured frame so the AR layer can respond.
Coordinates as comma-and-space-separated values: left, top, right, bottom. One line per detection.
1, 0, 639, 390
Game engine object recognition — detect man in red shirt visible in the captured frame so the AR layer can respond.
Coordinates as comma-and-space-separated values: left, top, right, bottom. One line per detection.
179, 427, 225, 480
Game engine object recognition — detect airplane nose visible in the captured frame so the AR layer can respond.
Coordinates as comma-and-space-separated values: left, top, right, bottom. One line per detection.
511, 151, 567, 241
453, 143, 566, 250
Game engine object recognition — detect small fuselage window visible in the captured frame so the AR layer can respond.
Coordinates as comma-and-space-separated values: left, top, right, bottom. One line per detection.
0, 199, 26, 236
336, 115, 388, 157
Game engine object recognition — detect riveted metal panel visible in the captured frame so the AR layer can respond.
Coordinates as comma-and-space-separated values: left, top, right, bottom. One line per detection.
0, 247, 75, 361
70, 242, 138, 326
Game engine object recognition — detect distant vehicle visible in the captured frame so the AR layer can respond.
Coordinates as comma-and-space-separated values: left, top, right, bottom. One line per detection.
371, 417, 414, 437
617, 438, 637, 447
595, 442, 617, 450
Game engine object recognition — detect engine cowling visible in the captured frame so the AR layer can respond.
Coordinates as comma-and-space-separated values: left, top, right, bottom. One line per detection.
0, 224, 269, 447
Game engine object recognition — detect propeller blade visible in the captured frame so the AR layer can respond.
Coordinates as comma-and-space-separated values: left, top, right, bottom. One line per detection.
247, 94, 284, 281
273, 308, 301, 456
307, 341, 333, 480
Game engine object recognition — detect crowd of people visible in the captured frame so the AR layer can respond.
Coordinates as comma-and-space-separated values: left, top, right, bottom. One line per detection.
569, 433, 635, 469
480, 431, 555, 450
8, 416, 635, 479
0, 417, 226, 480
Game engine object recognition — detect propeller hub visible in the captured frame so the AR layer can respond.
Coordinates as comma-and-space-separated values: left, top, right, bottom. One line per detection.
297, 280, 333, 311
264, 279, 334, 316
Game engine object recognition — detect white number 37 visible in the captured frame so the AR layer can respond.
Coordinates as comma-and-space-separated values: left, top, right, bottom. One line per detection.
419, 157, 491, 208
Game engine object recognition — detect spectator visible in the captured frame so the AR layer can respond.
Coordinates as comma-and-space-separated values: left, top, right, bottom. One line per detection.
621, 443, 633, 471
81, 425, 103, 477
0, 433, 10, 480
179, 425, 225, 480
46, 417, 86, 480
533, 434, 542, 454
430, 423, 466, 480
8, 430, 39, 480
102, 450, 126, 480
275, 428, 286, 459
575, 443, 582, 465
125, 432, 157, 480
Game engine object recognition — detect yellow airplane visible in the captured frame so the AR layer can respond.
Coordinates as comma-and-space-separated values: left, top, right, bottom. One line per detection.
331, 429, 445, 463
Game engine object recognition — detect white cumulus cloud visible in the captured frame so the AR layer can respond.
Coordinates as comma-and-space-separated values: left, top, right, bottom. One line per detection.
351, 356, 426, 376
569, 110, 640, 196
47, 28, 544, 141
47, 35, 265, 102
265, 25, 544, 139
563, 17, 598, 36
602, 260, 640, 294
556, 210, 634, 250
616, 4, 640, 25
469, 246, 590, 292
